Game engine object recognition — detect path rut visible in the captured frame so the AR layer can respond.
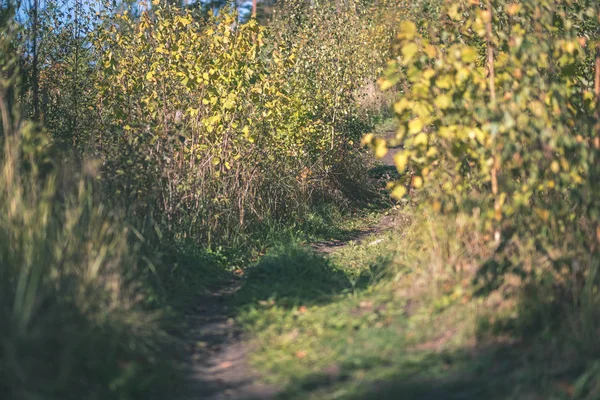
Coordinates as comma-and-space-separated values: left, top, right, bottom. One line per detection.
180, 282, 279, 400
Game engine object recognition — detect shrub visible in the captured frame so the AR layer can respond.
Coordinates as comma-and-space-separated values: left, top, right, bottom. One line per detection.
91, 1, 395, 246
376, 0, 600, 282
0, 17, 168, 396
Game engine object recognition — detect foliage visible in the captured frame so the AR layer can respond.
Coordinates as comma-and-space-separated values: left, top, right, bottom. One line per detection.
17, 0, 100, 148
0, 10, 175, 398
91, 0, 394, 246
376, 0, 600, 282
0, 97, 170, 400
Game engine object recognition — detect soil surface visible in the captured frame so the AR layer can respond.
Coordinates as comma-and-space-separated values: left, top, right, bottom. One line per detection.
180, 283, 280, 400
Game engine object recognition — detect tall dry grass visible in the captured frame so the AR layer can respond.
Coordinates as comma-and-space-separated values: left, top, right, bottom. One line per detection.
0, 24, 170, 395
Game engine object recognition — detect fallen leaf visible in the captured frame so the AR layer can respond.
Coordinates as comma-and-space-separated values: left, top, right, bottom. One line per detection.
218, 361, 233, 369
359, 301, 373, 309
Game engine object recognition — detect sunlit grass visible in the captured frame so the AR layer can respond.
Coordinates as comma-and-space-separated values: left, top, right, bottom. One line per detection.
234, 208, 600, 399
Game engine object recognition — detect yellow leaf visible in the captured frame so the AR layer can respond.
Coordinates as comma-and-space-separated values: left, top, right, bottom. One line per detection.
223, 99, 235, 110
394, 98, 411, 114
426, 147, 437, 157
394, 152, 409, 171
398, 21, 417, 40
534, 208, 550, 221
461, 46, 478, 63
379, 78, 396, 91
424, 45, 437, 58
436, 75, 453, 89
448, 4, 461, 20
374, 139, 388, 159
422, 68, 435, 80
401, 43, 419, 63
434, 94, 452, 109
361, 133, 374, 146
408, 118, 423, 134
412, 176, 423, 188
456, 67, 469, 84
179, 16, 192, 26
391, 185, 407, 199
438, 126, 455, 139
414, 132, 428, 146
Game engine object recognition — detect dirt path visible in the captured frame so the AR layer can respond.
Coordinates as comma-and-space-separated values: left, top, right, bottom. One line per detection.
180, 282, 279, 400
180, 212, 398, 400
180, 139, 400, 399
311, 213, 398, 254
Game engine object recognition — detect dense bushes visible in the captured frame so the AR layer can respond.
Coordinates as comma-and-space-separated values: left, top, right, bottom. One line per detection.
0, 133, 169, 399
90, 0, 394, 246
377, 0, 600, 285
372, 0, 600, 377
0, 24, 168, 398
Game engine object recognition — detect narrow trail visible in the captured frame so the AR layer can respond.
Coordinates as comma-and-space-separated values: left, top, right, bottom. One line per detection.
180, 136, 400, 400
180, 214, 399, 400
180, 283, 279, 400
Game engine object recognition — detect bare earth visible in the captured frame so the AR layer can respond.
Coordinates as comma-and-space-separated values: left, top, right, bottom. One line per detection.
180, 283, 280, 400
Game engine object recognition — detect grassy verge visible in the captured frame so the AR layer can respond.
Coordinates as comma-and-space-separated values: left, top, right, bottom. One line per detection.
233, 207, 600, 399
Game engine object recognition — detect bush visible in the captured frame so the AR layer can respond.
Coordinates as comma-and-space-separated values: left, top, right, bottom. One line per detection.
372, 0, 600, 379
376, 0, 600, 285
0, 128, 172, 399
90, 1, 394, 246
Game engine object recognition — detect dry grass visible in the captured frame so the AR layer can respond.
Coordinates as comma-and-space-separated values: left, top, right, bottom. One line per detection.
0, 123, 171, 399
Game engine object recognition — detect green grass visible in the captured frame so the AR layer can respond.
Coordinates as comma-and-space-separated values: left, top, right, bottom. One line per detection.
372, 117, 398, 136
231, 208, 600, 400
0, 129, 181, 400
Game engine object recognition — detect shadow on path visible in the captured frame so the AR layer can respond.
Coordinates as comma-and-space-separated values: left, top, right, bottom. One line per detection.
178, 213, 399, 400
271, 338, 578, 400
179, 283, 280, 400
